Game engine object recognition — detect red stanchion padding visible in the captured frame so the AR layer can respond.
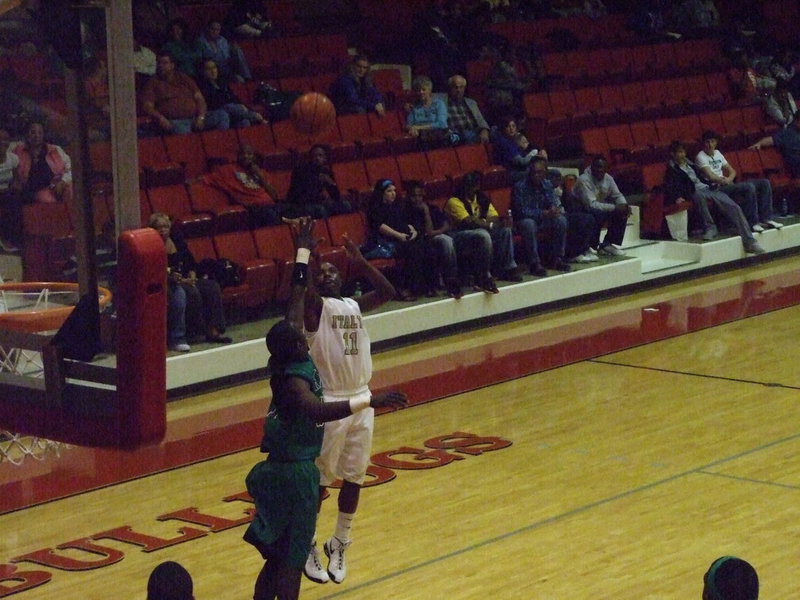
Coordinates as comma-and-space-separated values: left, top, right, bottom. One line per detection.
116, 228, 167, 446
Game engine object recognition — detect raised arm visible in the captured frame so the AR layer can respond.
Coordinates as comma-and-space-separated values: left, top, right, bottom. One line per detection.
285, 218, 314, 331
342, 234, 396, 312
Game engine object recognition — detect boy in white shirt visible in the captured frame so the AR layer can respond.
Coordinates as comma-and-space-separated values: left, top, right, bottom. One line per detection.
695, 130, 782, 232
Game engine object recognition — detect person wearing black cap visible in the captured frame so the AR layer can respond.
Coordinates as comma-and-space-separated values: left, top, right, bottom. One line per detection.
702, 555, 758, 600
147, 561, 194, 600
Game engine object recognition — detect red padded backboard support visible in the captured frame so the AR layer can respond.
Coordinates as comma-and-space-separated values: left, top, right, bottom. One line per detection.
115, 228, 167, 447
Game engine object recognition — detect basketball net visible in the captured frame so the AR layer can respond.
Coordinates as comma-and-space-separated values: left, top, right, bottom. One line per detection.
0, 284, 75, 466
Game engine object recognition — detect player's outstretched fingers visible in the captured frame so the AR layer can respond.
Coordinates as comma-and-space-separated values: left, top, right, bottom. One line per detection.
370, 391, 408, 410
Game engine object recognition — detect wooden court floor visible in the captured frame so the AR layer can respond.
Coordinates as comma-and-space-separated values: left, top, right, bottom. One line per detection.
2, 257, 800, 599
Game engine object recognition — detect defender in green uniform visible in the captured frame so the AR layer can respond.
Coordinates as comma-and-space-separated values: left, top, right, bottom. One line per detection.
244, 219, 406, 600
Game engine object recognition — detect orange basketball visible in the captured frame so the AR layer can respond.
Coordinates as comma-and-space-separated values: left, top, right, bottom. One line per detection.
290, 92, 337, 136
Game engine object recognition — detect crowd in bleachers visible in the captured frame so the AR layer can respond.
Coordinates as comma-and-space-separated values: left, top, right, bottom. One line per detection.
1, 0, 800, 338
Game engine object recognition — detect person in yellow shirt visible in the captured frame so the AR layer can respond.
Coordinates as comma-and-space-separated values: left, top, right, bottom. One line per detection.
444, 170, 522, 293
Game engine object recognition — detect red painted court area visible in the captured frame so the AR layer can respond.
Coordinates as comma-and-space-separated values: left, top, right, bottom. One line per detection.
2, 267, 799, 515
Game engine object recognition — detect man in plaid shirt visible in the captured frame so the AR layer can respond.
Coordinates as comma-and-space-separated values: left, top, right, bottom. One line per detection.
439, 75, 490, 144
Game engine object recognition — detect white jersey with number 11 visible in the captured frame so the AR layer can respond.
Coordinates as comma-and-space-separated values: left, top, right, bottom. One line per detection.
307, 296, 372, 396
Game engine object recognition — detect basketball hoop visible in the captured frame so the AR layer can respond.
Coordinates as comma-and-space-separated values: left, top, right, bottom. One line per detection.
0, 282, 112, 465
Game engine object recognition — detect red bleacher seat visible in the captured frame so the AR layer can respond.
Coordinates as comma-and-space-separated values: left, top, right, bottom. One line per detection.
213, 230, 278, 307
337, 113, 390, 158
487, 187, 511, 215
454, 144, 506, 190
641, 162, 666, 192
364, 155, 402, 191
425, 147, 461, 200
22, 202, 75, 281
371, 68, 407, 109
164, 132, 207, 179
279, 75, 313, 93
523, 93, 551, 120
201, 128, 240, 166
333, 159, 372, 202
396, 152, 433, 189
311, 218, 349, 281
629, 120, 662, 163
731, 149, 763, 179
252, 224, 296, 302
137, 137, 170, 170
186, 180, 248, 233
271, 120, 313, 152
147, 183, 212, 236
466, 60, 493, 85
605, 124, 635, 163
185, 235, 217, 264
326, 212, 396, 276
628, 45, 656, 76
673, 115, 703, 144
369, 111, 416, 154
581, 127, 611, 158
756, 147, 797, 191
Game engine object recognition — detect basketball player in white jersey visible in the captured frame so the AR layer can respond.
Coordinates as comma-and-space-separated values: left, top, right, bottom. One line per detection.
299, 226, 404, 585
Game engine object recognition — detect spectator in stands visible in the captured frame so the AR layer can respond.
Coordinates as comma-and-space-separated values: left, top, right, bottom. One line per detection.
491, 116, 548, 183
440, 74, 490, 145
161, 18, 202, 79
665, 141, 765, 253
202, 144, 282, 226
727, 52, 775, 106
404, 180, 462, 298
511, 157, 572, 275
584, 0, 608, 19
197, 20, 252, 83
573, 156, 630, 256
150, 212, 232, 353
417, 1, 466, 89
133, 0, 183, 47
629, 0, 679, 41
445, 170, 522, 292
549, 169, 598, 262
140, 51, 228, 134
284, 144, 352, 219
12, 120, 73, 205
364, 179, 427, 301
695, 130, 781, 231
133, 37, 157, 89
223, 0, 275, 40
328, 55, 386, 117
0, 127, 21, 252
84, 56, 110, 141
751, 110, 800, 177
484, 43, 531, 123
762, 78, 796, 127
406, 75, 454, 147
769, 47, 799, 97
670, 0, 720, 38
197, 58, 267, 129
146, 560, 194, 600
702, 556, 758, 600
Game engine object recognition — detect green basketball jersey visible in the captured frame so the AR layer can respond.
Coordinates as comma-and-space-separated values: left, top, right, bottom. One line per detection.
261, 357, 324, 461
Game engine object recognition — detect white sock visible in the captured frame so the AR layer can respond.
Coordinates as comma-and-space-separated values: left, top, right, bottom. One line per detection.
334, 511, 355, 543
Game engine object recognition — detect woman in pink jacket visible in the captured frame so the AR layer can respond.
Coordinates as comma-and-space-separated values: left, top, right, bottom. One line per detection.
13, 120, 73, 204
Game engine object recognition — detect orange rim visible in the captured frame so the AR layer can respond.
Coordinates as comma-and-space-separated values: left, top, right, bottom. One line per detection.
0, 283, 112, 333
